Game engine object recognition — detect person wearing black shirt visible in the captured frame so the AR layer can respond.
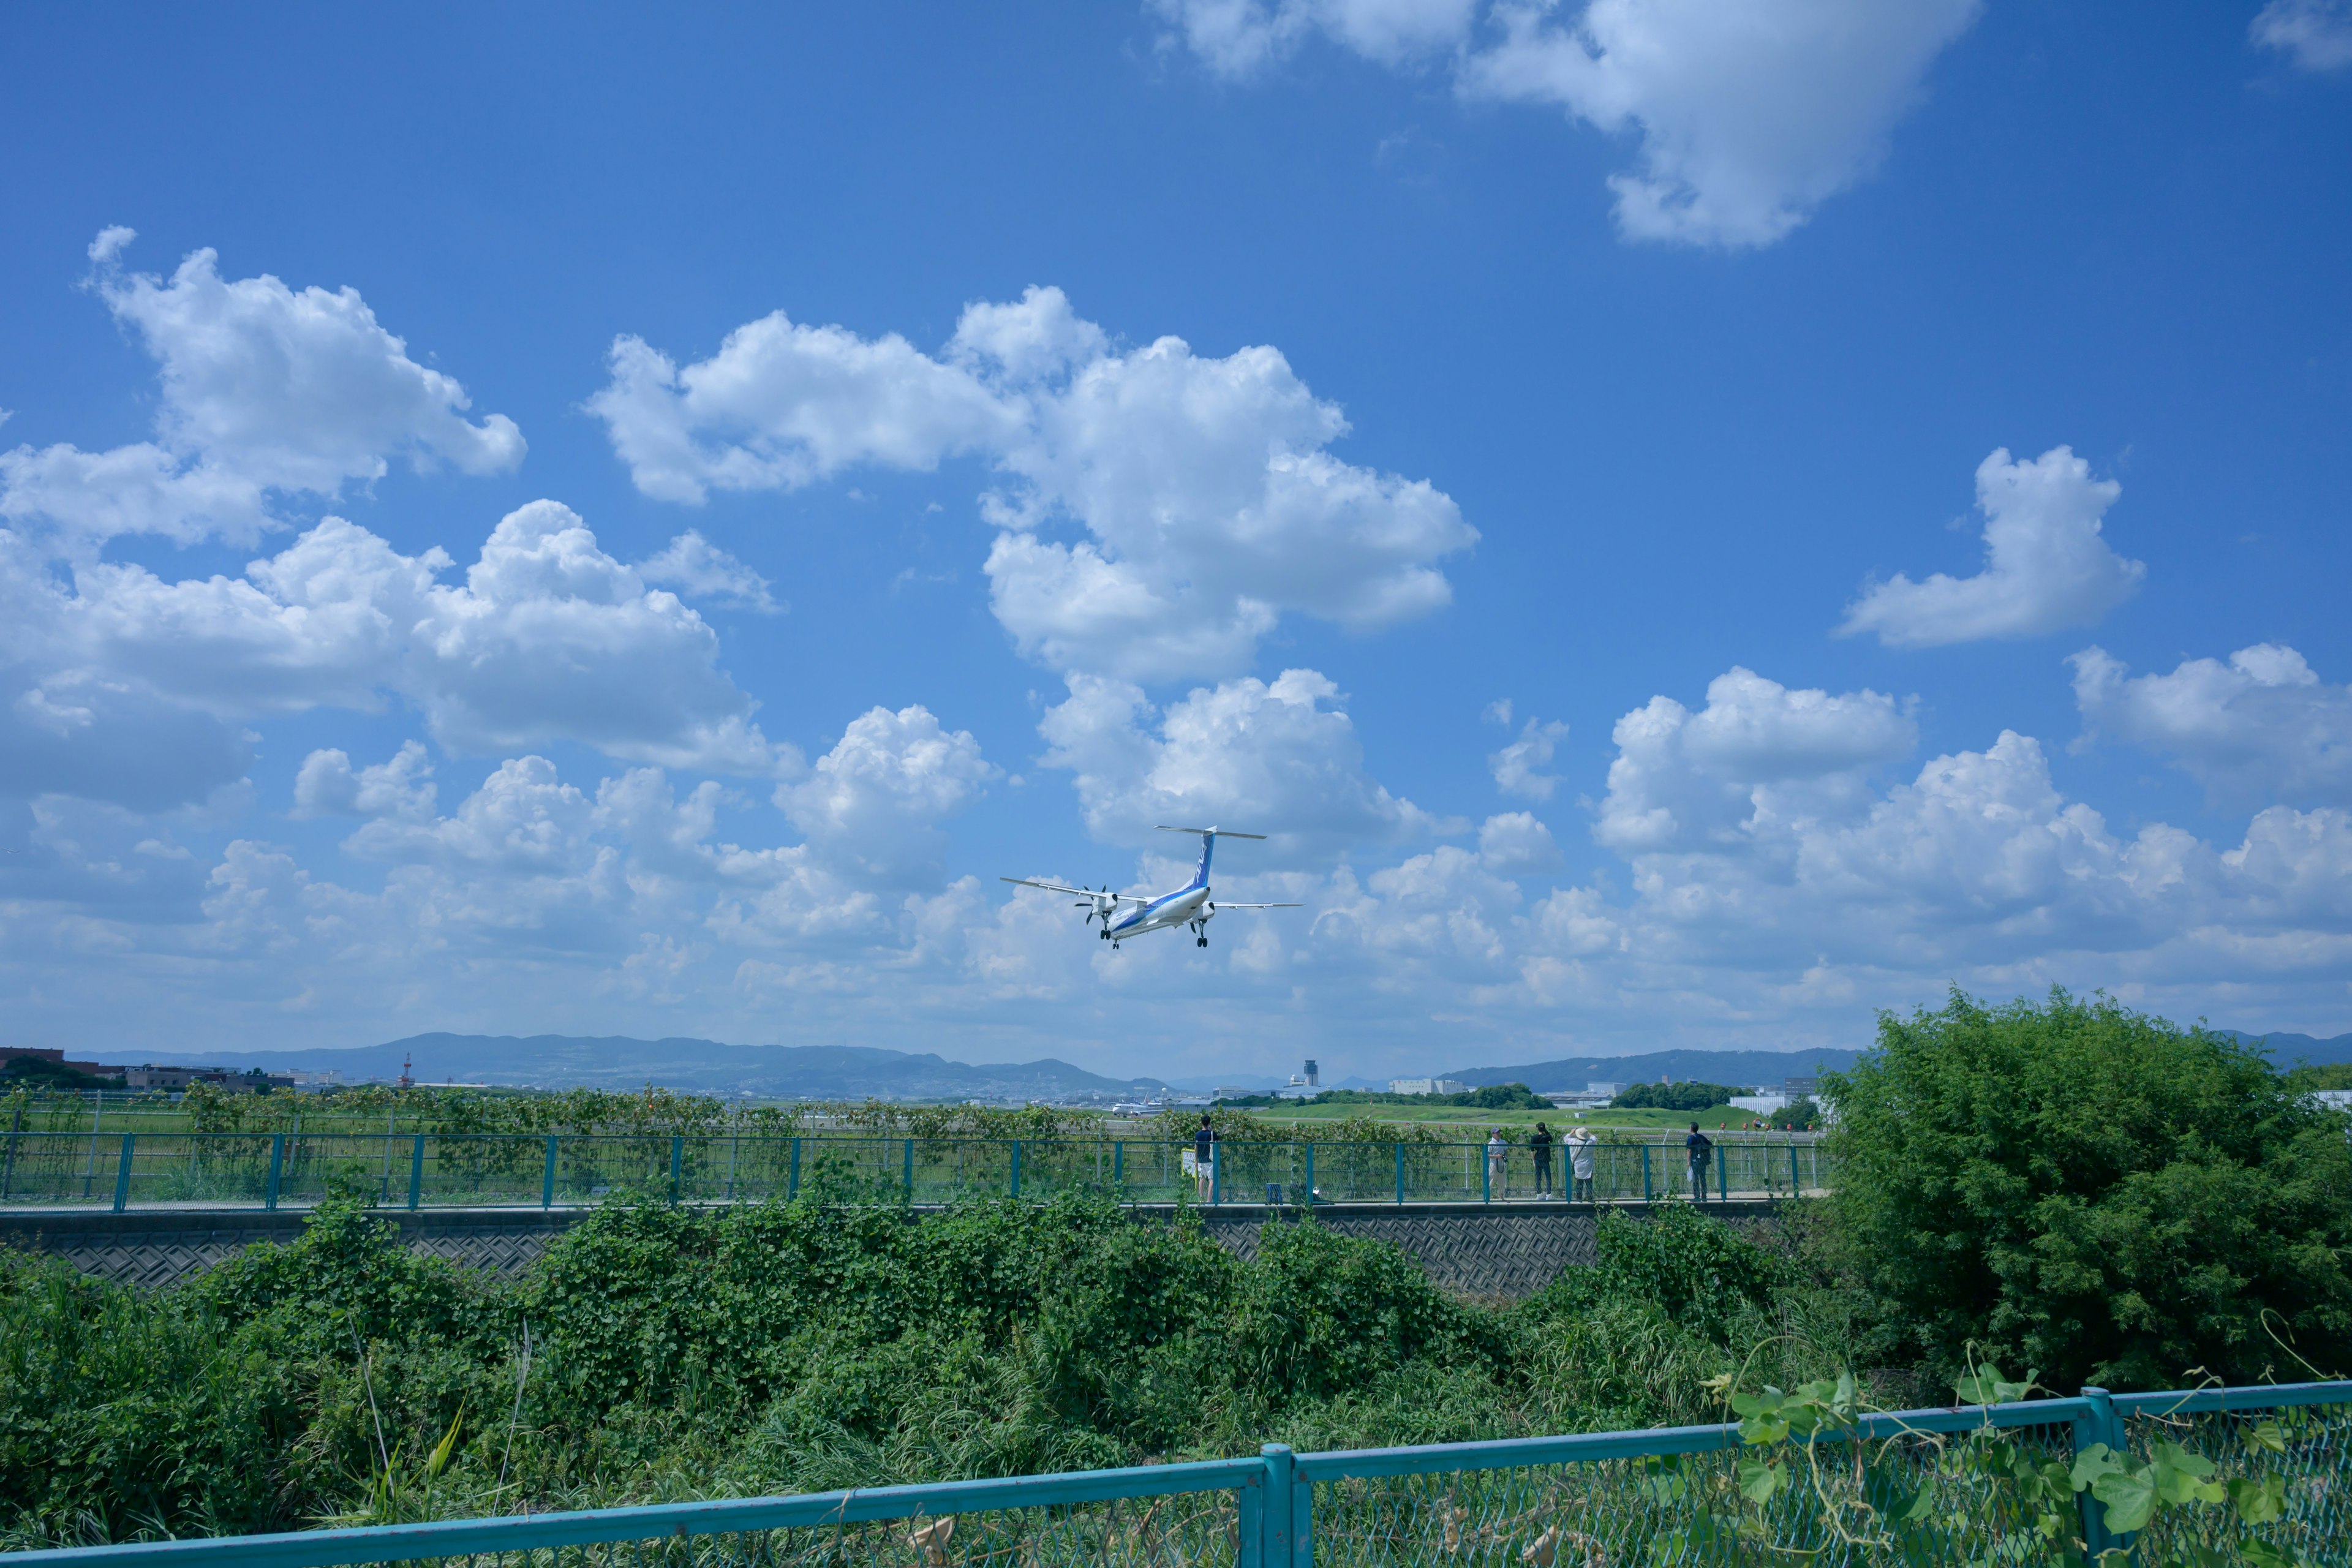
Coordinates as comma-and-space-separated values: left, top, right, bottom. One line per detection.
1193, 1115, 1217, 1202
1685, 1123, 1713, 1201
1528, 1122, 1555, 1197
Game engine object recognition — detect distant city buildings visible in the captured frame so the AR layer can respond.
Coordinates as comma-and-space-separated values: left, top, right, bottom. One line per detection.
1388, 1077, 1469, 1096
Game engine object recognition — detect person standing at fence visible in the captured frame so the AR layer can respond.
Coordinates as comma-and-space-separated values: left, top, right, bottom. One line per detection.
1568, 1125, 1596, 1204
1685, 1122, 1713, 1200
1485, 1127, 1508, 1197
1528, 1121, 1555, 1197
1193, 1114, 1217, 1202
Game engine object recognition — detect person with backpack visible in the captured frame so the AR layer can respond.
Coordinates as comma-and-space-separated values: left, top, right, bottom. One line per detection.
1685, 1121, 1713, 1201
1486, 1127, 1509, 1198
1528, 1121, 1556, 1197
1567, 1125, 1597, 1204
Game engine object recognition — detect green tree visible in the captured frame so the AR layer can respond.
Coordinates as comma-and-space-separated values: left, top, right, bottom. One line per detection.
1824, 988, 2352, 1390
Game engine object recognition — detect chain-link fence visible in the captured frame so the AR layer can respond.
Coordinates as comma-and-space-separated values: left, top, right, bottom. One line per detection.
0, 1132, 1831, 1212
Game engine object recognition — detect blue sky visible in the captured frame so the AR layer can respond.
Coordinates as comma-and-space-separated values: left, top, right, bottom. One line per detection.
2, 1, 2348, 1078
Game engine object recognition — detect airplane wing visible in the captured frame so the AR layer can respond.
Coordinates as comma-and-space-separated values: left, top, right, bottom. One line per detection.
1210, 901, 1304, 908
999, 877, 1148, 902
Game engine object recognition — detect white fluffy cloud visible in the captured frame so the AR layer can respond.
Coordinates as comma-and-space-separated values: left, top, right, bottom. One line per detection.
2253, 0, 2352, 70
1489, 714, 1570, 799
1477, 809, 1562, 873
1594, 666, 1916, 853
592, 287, 1474, 683
636, 530, 782, 613
0, 233, 522, 551
587, 313, 1016, 505
1, 500, 785, 809
1039, 668, 1447, 858
1151, 0, 1479, 74
1838, 446, 2145, 649
1154, 0, 1981, 248
2072, 643, 2352, 809
777, 705, 995, 885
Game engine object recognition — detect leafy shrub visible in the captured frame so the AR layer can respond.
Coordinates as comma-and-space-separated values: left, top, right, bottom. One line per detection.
1825, 987, 2352, 1390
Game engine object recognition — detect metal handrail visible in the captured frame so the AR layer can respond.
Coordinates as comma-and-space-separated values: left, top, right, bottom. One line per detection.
4, 1381, 2345, 1566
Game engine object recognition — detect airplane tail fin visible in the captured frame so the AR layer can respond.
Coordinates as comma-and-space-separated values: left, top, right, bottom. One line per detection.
1153, 826, 1267, 889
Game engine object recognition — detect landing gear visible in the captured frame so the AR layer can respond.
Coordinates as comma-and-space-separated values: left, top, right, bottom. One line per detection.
1196, 937, 1208, 948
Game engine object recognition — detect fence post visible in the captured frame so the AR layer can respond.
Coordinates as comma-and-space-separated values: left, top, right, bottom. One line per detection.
407, 1135, 425, 1210
1011, 1139, 1022, 1199
669, 1135, 684, 1201
1, 1100, 21, 1202
265, 1133, 285, 1211
1303, 1143, 1314, 1206
1237, 1455, 1265, 1568
1716, 1145, 1728, 1202
542, 1136, 559, 1208
788, 1136, 801, 1199
1259, 1444, 1295, 1568
1789, 1140, 1801, 1196
1395, 1142, 1405, 1206
1641, 1143, 1653, 1201
1114, 1140, 1124, 1194
113, 1133, 135, 1212
903, 1137, 915, 1201
1210, 1142, 1220, 1206
2076, 1386, 2125, 1557
1482, 1142, 1491, 1204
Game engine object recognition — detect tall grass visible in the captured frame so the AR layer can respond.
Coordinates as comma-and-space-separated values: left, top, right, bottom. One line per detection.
0, 1194, 1841, 1548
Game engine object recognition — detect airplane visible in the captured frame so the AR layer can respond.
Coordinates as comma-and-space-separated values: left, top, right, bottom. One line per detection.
1001, 826, 1302, 949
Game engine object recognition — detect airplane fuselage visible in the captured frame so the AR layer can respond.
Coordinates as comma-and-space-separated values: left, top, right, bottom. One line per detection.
1108, 882, 1210, 939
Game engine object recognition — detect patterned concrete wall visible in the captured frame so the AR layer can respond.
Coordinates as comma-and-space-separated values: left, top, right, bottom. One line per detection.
2, 1200, 1777, 1298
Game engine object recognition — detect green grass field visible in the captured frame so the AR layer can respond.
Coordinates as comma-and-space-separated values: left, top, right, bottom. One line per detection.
1231, 1101, 1771, 1134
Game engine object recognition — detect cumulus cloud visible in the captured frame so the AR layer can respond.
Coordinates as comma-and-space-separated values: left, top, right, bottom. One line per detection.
1478, 810, 1562, 873
2253, 0, 2352, 70
1039, 668, 1447, 858
1153, 0, 1980, 248
586, 314, 1014, 505
1594, 666, 1916, 853
2071, 643, 2352, 809
92, 238, 524, 492
1490, 715, 1570, 799
777, 705, 995, 885
0, 500, 787, 809
636, 530, 782, 613
1150, 0, 1479, 74
593, 287, 1475, 682
293, 741, 437, 822
1838, 446, 2145, 649
1, 233, 522, 553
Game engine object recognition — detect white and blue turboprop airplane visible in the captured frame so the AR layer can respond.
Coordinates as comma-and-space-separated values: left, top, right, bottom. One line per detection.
1001, 827, 1302, 950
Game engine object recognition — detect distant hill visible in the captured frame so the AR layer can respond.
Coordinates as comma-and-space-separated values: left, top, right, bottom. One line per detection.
129, 1034, 1174, 1101
2220, 1030, 2352, 1066
1445, 1049, 1863, 1094
1449, 1030, 2352, 1095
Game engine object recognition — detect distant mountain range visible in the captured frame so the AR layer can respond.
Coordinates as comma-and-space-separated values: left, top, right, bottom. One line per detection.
2220, 1031, 2352, 1066
115, 1023, 2351, 1102
130, 1034, 1174, 1101
1446, 1049, 1863, 1093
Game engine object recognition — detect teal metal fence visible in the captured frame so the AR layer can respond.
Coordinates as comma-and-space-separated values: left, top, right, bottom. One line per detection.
3, 1381, 2343, 1565
0, 1132, 1830, 1212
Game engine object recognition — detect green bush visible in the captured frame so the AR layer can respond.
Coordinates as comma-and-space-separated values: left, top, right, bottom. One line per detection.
1824, 987, 2352, 1391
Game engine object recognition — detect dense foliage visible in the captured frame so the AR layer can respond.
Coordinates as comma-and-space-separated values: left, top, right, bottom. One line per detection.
1611, 1081, 1743, 1112
1823, 987, 2352, 1391
0, 1193, 1842, 1548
